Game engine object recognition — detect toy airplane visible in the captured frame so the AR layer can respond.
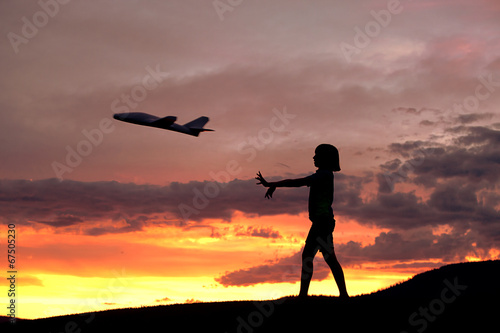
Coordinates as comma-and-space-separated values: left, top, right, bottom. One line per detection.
113, 112, 214, 137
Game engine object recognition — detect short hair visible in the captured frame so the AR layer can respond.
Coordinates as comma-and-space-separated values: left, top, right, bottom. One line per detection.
315, 144, 341, 172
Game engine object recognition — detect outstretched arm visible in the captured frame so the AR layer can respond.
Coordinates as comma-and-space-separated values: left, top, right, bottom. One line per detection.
268, 178, 309, 187
256, 171, 309, 199
256, 171, 309, 188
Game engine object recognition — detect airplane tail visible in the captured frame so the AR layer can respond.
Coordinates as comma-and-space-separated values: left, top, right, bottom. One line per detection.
184, 116, 214, 136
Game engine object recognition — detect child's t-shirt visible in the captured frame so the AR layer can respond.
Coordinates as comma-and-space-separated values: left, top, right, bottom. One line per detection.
305, 169, 334, 220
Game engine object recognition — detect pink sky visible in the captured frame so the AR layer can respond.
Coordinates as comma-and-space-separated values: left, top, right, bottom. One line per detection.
1, 0, 499, 319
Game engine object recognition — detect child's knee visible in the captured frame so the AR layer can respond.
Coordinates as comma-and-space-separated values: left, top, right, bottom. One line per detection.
326, 255, 341, 269
302, 256, 314, 273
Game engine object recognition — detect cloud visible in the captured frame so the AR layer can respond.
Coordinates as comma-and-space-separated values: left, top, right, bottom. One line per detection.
234, 225, 282, 239
380, 158, 402, 172
35, 214, 84, 227
373, 175, 497, 236
155, 297, 171, 303
410, 126, 500, 184
375, 125, 500, 193
0, 173, 364, 232
216, 224, 496, 287
337, 229, 481, 266
376, 262, 444, 271
419, 120, 436, 127
184, 298, 202, 304
215, 249, 330, 287
0, 178, 180, 228
2, 123, 499, 245
454, 113, 494, 125
20, 275, 44, 287
361, 125, 500, 256
84, 215, 151, 236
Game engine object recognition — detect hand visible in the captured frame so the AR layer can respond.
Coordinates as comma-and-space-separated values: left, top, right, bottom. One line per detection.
255, 171, 269, 187
265, 186, 276, 199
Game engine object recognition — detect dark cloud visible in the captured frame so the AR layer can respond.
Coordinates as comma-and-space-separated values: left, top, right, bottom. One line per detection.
84, 216, 151, 236
337, 191, 437, 230
36, 214, 84, 227
367, 182, 497, 234
454, 113, 494, 125
387, 140, 436, 159
0, 178, 180, 227
411, 126, 500, 184
419, 120, 435, 127
429, 184, 478, 213
216, 249, 330, 287
0, 177, 307, 230
377, 126, 500, 192
393, 107, 442, 116
452, 125, 500, 146
337, 229, 480, 266
364, 125, 500, 255
234, 225, 282, 239
380, 159, 402, 172
379, 262, 444, 270
216, 225, 491, 286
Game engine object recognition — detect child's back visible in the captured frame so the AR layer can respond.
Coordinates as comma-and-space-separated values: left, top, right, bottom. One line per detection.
306, 168, 333, 220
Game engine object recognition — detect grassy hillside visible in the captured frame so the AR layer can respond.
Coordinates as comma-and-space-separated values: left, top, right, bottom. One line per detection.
2, 260, 499, 332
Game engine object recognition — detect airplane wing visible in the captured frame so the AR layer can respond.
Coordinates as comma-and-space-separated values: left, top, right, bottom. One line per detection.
152, 116, 177, 128
113, 112, 160, 124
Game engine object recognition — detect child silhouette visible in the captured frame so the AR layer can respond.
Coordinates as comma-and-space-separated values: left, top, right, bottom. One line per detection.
256, 144, 348, 298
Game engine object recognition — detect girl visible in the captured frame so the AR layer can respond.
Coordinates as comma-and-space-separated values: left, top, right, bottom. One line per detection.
256, 144, 348, 298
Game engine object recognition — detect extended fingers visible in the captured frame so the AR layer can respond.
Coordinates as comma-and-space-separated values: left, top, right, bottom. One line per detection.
256, 171, 266, 185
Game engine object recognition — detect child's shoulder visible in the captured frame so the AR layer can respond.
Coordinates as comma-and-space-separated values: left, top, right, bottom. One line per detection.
308, 169, 333, 183
315, 168, 333, 177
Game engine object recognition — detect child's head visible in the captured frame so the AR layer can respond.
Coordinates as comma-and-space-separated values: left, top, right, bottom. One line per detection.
314, 144, 341, 171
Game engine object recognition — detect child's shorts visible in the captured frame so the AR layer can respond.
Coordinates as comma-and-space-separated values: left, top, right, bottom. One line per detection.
305, 217, 335, 254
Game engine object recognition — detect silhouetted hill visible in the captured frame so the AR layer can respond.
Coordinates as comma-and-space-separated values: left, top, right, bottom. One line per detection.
2, 260, 499, 332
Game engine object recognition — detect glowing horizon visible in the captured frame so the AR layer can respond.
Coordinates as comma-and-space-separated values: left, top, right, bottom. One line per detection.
3, 214, 493, 320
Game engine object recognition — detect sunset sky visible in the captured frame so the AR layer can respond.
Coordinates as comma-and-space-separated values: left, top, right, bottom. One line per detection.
1, 0, 499, 320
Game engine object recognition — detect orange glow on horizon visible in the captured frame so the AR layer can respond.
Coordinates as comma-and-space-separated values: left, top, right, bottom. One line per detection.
4, 214, 496, 320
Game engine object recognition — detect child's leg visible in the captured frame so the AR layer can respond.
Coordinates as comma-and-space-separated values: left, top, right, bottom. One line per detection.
324, 250, 348, 298
299, 243, 318, 297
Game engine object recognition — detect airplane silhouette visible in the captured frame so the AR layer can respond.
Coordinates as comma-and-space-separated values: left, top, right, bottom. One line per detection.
113, 112, 214, 137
